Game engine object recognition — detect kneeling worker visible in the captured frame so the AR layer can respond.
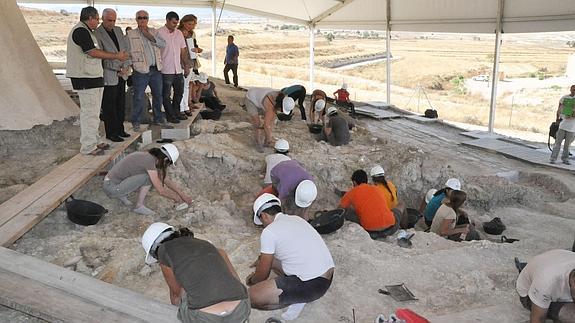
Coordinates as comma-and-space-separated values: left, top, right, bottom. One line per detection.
270, 159, 317, 219
247, 194, 335, 320
142, 222, 250, 322
339, 170, 404, 240
516, 249, 575, 323
321, 107, 350, 146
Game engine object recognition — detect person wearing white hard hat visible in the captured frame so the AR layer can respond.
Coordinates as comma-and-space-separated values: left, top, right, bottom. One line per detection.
247, 194, 334, 320
245, 87, 294, 152
263, 139, 291, 185
320, 107, 350, 146
423, 178, 462, 227
308, 89, 328, 124
429, 190, 479, 241
370, 165, 411, 228
333, 83, 356, 118
141, 223, 250, 322
280, 84, 307, 121
269, 160, 316, 219
103, 143, 192, 215
339, 170, 401, 240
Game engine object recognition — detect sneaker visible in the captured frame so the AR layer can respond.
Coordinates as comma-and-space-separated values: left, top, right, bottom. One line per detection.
256, 144, 264, 153
133, 205, 155, 216
563, 160, 571, 165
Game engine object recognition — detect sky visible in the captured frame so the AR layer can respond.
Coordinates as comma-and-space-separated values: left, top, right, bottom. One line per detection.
18, 2, 255, 21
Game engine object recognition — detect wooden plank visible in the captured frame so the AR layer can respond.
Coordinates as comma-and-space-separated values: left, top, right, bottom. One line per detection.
0, 132, 141, 246
0, 155, 89, 227
0, 247, 178, 322
0, 268, 138, 323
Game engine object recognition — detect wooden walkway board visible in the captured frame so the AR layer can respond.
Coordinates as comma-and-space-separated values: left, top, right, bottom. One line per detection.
0, 132, 141, 247
355, 105, 402, 119
462, 138, 575, 171
0, 247, 177, 323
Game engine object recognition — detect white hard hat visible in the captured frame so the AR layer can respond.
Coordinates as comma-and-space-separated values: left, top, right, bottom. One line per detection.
197, 72, 208, 84
282, 97, 295, 115
342, 83, 348, 90
253, 193, 281, 225
142, 222, 174, 264
274, 139, 289, 152
370, 165, 385, 177
425, 188, 438, 203
161, 144, 180, 165
327, 106, 338, 116
295, 180, 317, 208
314, 99, 326, 112
445, 178, 461, 190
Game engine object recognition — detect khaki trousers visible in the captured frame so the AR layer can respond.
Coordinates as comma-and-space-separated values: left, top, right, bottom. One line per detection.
78, 87, 104, 154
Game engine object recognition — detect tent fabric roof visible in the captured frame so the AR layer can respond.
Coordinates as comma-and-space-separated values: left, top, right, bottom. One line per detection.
22, 0, 575, 33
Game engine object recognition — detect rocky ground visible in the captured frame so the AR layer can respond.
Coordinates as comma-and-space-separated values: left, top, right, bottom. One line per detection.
3, 78, 575, 323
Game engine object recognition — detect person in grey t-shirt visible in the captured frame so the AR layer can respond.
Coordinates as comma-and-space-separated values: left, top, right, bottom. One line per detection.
321, 107, 350, 146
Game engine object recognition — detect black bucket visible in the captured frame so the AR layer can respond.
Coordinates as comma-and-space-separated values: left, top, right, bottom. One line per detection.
405, 208, 421, 229
309, 209, 345, 234
66, 196, 107, 226
308, 124, 323, 134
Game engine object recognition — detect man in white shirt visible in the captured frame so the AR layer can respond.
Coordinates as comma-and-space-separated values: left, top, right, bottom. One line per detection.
515, 249, 575, 323
551, 85, 575, 165
246, 194, 334, 320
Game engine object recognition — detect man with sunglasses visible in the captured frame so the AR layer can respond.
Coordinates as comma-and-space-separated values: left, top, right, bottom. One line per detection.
66, 6, 129, 155
126, 10, 167, 131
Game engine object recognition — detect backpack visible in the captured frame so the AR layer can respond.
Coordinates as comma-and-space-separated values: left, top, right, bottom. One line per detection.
548, 120, 560, 151
424, 109, 438, 119
308, 209, 345, 234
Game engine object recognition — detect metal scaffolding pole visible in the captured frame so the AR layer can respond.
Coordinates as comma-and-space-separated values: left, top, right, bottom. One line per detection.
211, 1, 217, 77
386, 0, 391, 104
309, 25, 315, 91
488, 0, 504, 133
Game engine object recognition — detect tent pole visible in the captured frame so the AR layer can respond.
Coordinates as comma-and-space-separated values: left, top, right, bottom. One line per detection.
386, 0, 391, 104
309, 25, 315, 91
488, 0, 504, 133
211, 0, 217, 77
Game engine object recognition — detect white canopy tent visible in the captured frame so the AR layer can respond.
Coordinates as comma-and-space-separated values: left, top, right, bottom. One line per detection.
20, 0, 575, 132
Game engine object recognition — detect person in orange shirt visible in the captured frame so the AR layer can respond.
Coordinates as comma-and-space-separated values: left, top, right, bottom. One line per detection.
339, 170, 404, 240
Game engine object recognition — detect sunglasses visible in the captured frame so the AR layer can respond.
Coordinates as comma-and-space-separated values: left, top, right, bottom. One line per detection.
137, 16, 149, 20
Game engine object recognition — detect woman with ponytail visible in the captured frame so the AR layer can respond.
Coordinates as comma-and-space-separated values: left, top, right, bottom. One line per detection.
103, 144, 192, 215
142, 223, 250, 322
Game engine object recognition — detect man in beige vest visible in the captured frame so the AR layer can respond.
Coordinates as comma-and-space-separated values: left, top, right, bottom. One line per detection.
126, 10, 167, 131
66, 7, 128, 155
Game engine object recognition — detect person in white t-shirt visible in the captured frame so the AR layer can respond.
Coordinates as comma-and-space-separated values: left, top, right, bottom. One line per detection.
245, 194, 335, 320
263, 139, 291, 185
551, 85, 575, 165
515, 249, 575, 323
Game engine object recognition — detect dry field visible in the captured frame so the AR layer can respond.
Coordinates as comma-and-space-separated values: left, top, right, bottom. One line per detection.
21, 6, 575, 140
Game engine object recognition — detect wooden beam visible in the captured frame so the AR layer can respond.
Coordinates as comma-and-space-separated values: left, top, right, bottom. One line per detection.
0, 247, 177, 322
0, 131, 141, 246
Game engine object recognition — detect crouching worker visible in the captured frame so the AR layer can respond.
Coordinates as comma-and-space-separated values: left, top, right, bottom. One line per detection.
263, 139, 291, 185
320, 107, 350, 146
339, 170, 404, 240
103, 144, 192, 215
423, 178, 462, 227
370, 165, 412, 229
245, 87, 295, 152
515, 249, 575, 323
142, 223, 250, 322
247, 194, 335, 320
429, 190, 480, 241
270, 159, 317, 219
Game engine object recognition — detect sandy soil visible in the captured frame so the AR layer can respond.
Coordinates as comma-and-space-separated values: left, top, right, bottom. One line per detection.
5, 77, 574, 323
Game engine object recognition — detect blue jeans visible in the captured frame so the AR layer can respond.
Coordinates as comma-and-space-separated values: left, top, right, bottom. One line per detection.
132, 67, 163, 124
162, 73, 184, 121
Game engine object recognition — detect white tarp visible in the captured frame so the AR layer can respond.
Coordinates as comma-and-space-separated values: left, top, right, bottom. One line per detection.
21, 0, 575, 33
